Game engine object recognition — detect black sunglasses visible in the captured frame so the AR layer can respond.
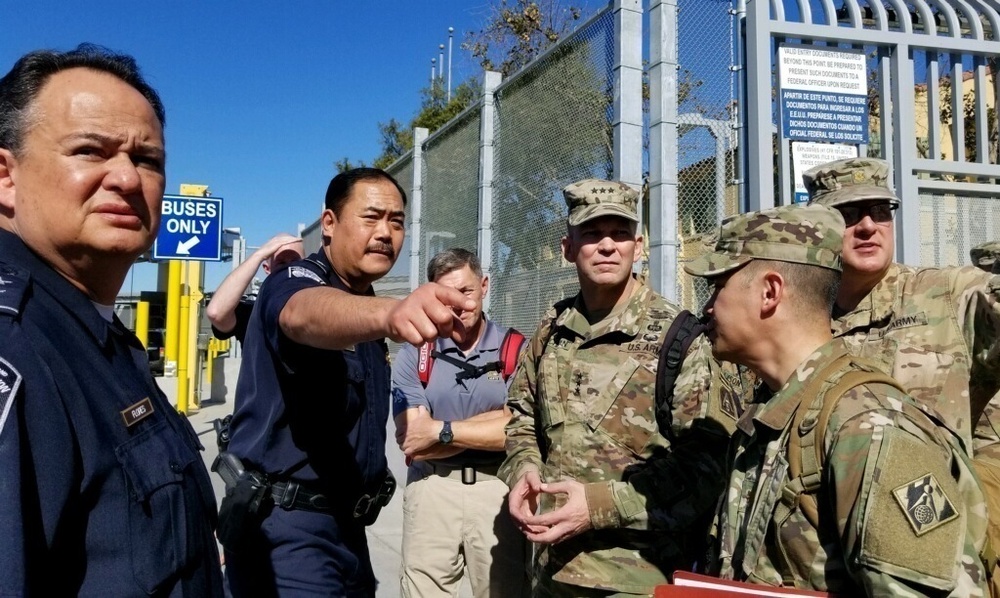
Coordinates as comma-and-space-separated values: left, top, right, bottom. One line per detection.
838, 203, 897, 227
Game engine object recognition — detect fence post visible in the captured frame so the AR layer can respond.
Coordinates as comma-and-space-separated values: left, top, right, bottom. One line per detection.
409, 127, 428, 291
613, 0, 644, 191
745, 0, 773, 211
648, 0, 678, 300
890, 44, 919, 264
479, 71, 502, 315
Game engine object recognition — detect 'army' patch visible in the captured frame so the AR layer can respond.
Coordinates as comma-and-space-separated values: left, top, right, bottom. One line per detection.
286, 266, 324, 284
0, 356, 22, 437
891, 473, 959, 536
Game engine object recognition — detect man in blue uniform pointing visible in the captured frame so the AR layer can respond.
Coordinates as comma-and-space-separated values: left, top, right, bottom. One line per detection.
0, 45, 224, 596
221, 168, 475, 597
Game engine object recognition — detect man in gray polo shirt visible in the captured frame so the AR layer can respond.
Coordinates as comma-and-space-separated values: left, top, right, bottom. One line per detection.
392, 248, 530, 597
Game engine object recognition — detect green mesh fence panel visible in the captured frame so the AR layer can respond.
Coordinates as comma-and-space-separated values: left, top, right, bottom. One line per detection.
675, 0, 739, 313
489, 7, 615, 335
919, 190, 1000, 268
419, 108, 482, 283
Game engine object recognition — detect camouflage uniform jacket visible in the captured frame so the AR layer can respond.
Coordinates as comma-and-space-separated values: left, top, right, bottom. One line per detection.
499, 280, 745, 594
831, 262, 1000, 452
716, 338, 988, 596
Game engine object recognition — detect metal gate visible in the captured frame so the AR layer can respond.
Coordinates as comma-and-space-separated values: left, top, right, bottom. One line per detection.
743, 0, 1000, 266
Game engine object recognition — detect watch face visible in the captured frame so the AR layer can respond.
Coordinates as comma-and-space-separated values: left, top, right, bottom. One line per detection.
440, 423, 454, 444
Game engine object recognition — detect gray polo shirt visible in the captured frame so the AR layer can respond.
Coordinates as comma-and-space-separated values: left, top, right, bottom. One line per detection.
391, 319, 522, 467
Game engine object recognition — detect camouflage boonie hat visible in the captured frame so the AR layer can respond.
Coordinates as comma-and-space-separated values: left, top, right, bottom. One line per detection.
803, 158, 901, 208
971, 241, 1000, 270
684, 203, 845, 278
563, 179, 639, 226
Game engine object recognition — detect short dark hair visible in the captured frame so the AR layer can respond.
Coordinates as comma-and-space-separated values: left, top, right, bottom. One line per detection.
324, 167, 407, 217
738, 259, 841, 315
427, 247, 482, 282
0, 43, 165, 154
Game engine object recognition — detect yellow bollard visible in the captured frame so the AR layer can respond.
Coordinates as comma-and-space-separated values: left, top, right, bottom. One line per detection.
135, 301, 150, 347
177, 262, 190, 415
165, 261, 182, 377
187, 261, 203, 410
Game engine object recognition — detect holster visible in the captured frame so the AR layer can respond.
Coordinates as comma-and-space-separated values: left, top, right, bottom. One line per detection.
213, 452, 273, 555
353, 470, 397, 526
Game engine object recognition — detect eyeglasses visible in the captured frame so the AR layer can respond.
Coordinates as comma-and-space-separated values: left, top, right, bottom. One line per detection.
838, 203, 897, 227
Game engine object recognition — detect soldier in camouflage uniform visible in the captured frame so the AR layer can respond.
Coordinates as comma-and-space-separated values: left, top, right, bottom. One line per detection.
499, 179, 748, 597
971, 241, 1000, 274
804, 158, 1000, 589
689, 203, 989, 596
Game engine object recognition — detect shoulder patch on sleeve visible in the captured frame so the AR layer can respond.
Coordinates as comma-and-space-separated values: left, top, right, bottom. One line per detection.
286, 265, 324, 284
0, 264, 30, 317
859, 425, 962, 586
892, 473, 959, 536
0, 356, 23, 437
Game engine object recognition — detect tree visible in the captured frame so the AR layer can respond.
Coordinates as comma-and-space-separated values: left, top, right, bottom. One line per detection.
372, 81, 478, 169
463, 0, 583, 77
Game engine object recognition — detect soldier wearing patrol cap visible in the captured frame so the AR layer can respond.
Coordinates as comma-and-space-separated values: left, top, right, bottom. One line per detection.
804, 157, 1000, 594
971, 241, 1000, 274
689, 203, 989, 595
500, 178, 751, 596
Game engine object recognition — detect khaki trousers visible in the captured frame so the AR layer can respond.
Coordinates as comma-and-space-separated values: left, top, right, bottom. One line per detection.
400, 463, 531, 598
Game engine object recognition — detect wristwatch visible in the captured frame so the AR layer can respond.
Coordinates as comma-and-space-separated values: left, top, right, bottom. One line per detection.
439, 421, 454, 445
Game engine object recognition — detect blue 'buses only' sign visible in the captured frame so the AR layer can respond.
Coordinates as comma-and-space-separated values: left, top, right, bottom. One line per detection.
153, 194, 224, 261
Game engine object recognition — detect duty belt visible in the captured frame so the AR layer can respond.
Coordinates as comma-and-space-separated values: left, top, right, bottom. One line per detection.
270, 474, 396, 521
270, 480, 331, 513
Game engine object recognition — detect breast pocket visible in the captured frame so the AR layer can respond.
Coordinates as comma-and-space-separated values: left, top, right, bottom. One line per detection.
590, 357, 659, 456
115, 419, 205, 594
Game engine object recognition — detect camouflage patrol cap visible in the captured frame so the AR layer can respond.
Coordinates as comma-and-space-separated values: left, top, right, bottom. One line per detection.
971, 241, 1000, 270
684, 203, 845, 278
803, 158, 901, 208
563, 179, 639, 226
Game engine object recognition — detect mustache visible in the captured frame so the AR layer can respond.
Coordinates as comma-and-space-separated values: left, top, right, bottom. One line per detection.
366, 242, 395, 258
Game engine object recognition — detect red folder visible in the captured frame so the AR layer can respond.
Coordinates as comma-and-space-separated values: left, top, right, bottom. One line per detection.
653, 572, 831, 597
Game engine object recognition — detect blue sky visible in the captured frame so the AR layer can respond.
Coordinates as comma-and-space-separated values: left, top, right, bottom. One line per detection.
2, 0, 518, 293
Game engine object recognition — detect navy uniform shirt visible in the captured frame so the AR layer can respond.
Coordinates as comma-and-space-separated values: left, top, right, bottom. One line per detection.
210, 298, 253, 343
391, 319, 521, 467
0, 229, 224, 597
228, 250, 391, 497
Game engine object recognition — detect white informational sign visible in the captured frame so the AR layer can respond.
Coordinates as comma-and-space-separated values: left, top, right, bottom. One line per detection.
778, 46, 869, 144
791, 142, 859, 203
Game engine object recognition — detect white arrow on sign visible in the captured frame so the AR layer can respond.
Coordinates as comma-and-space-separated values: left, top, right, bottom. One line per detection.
176, 236, 201, 255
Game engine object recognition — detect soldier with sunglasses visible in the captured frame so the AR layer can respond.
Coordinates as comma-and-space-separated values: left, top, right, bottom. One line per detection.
804, 158, 1000, 591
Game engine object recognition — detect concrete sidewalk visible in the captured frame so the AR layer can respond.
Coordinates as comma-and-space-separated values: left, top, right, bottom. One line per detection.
164, 359, 471, 597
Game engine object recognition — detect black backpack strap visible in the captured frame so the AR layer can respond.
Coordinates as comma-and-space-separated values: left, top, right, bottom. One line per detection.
654, 310, 707, 436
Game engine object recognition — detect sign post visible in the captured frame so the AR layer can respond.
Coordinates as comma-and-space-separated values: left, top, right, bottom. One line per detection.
153, 194, 224, 262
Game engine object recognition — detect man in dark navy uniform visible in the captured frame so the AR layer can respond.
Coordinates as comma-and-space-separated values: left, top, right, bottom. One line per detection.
0, 45, 224, 596
222, 168, 475, 597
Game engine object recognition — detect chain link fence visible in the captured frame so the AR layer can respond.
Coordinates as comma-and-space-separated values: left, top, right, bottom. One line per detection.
670, 0, 740, 311
489, 7, 615, 334
920, 191, 1000, 268
420, 109, 482, 283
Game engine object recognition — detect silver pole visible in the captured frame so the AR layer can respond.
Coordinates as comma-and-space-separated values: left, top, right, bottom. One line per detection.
447, 27, 454, 102
431, 58, 436, 84
438, 44, 445, 89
